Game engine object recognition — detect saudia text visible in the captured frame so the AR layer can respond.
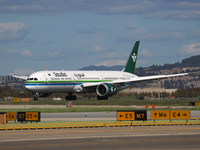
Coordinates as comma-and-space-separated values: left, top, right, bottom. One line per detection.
53, 72, 67, 77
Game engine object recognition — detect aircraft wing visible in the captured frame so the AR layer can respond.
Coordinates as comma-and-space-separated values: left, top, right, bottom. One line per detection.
82, 73, 188, 87
11, 74, 28, 80
113, 73, 188, 84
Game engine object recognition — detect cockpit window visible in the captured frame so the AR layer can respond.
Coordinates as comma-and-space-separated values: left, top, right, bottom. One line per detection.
27, 78, 38, 81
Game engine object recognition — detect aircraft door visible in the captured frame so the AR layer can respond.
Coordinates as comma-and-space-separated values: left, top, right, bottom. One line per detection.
43, 75, 48, 83
100, 75, 104, 82
72, 74, 76, 83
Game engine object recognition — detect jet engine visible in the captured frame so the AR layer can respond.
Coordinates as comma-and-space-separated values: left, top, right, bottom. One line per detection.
96, 83, 117, 97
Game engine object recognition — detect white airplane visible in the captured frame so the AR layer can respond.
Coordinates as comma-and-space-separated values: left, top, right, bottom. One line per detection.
13, 41, 188, 100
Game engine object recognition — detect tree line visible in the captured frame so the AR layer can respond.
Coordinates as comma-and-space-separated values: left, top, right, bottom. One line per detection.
1, 86, 200, 100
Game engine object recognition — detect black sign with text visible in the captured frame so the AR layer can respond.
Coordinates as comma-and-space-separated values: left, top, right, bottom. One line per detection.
17, 112, 40, 122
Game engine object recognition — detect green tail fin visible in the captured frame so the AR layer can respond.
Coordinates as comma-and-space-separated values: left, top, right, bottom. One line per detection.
123, 41, 140, 74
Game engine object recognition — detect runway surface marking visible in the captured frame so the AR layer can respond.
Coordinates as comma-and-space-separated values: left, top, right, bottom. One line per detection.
66, 137, 200, 146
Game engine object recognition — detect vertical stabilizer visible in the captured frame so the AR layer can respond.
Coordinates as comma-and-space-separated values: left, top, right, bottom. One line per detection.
123, 41, 140, 74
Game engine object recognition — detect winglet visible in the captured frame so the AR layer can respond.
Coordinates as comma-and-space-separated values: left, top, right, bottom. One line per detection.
11, 74, 28, 80
123, 41, 140, 74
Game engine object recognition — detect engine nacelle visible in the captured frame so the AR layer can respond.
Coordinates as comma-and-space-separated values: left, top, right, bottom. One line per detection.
96, 83, 117, 97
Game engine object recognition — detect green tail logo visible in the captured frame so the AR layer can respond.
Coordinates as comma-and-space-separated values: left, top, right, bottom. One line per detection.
123, 41, 140, 74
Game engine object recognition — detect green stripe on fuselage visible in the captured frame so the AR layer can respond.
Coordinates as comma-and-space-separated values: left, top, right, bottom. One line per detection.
26, 80, 112, 83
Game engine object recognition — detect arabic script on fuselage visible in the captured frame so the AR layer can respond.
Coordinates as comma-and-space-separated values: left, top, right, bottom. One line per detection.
53, 72, 68, 77
74, 73, 85, 78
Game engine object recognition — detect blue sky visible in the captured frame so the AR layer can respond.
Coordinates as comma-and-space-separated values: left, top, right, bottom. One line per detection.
0, 0, 200, 75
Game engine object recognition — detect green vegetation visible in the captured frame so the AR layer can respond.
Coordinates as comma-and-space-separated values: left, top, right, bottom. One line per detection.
173, 88, 200, 97
1, 106, 200, 113
0, 86, 32, 99
138, 55, 200, 73
1, 85, 200, 101
0, 107, 138, 113
1, 98, 200, 113
0, 97, 200, 106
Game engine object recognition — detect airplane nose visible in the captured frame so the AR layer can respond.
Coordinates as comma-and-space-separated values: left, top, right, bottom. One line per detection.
25, 82, 32, 91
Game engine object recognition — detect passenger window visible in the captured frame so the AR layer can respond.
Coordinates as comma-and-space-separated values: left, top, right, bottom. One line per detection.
34, 78, 38, 81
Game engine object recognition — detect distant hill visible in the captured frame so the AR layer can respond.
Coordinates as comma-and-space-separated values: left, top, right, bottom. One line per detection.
80, 55, 200, 73
181, 55, 200, 67
80, 65, 124, 71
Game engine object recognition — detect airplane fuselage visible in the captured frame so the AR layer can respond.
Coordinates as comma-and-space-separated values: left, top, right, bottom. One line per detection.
25, 70, 137, 93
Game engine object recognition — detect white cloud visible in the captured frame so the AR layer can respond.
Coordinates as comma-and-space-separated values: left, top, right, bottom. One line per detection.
0, 49, 33, 58
139, 32, 185, 41
42, 48, 85, 60
104, 1, 155, 14
140, 48, 152, 57
90, 45, 106, 53
45, 50, 60, 58
107, 52, 119, 59
137, 60, 148, 66
0, 1, 200, 20
146, 10, 200, 20
177, 43, 200, 56
2, 49, 19, 55
96, 58, 148, 67
13, 68, 35, 75
21, 50, 33, 57
96, 60, 126, 66
0, 22, 31, 42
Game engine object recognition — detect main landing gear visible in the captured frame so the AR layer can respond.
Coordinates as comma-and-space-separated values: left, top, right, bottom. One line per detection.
33, 92, 52, 101
34, 93, 39, 101
97, 95, 108, 100
65, 93, 77, 100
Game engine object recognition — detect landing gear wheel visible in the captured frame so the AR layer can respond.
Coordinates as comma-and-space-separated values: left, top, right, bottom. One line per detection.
34, 96, 38, 101
65, 93, 77, 100
33, 93, 39, 101
97, 95, 108, 100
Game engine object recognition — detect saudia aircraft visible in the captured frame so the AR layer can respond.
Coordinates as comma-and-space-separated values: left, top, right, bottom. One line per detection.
13, 41, 188, 100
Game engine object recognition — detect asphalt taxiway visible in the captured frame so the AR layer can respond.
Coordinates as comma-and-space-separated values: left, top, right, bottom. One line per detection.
41, 111, 200, 121
1, 126, 200, 150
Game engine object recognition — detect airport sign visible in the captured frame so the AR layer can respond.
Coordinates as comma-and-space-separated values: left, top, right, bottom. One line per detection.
195, 102, 200, 106
134, 110, 147, 121
151, 110, 190, 120
13, 97, 20, 102
170, 110, 190, 120
151, 110, 170, 120
25, 112, 40, 121
6, 112, 16, 121
17, 112, 41, 122
117, 110, 147, 121
117, 111, 135, 121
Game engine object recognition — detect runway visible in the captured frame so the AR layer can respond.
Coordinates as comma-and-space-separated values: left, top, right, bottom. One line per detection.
1, 126, 200, 150
41, 112, 116, 121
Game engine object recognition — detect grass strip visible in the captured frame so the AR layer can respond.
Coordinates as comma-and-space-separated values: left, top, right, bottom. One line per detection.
1, 107, 200, 113
1, 98, 200, 106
